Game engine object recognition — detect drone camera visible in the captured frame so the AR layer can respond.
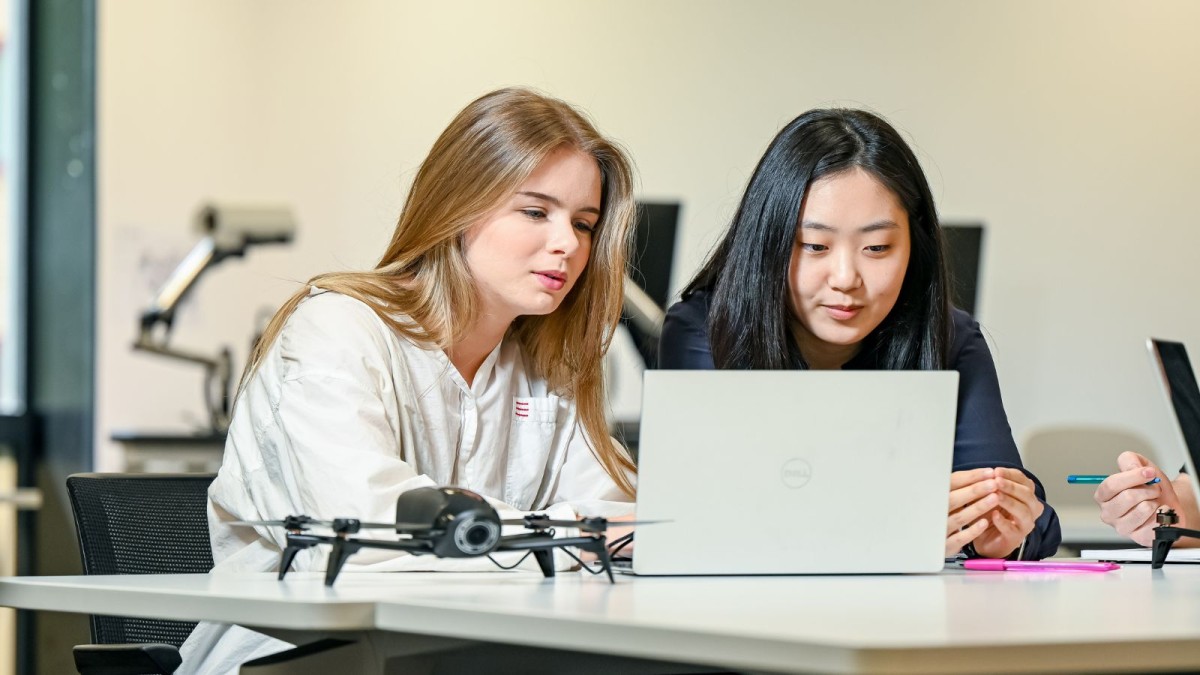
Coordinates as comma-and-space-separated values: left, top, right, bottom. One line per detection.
397, 487, 504, 558
444, 514, 501, 557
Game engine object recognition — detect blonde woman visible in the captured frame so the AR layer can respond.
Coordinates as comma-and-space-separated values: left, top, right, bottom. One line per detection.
179, 88, 638, 674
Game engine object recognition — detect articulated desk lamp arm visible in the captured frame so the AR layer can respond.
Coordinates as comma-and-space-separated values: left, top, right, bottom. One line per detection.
134, 204, 295, 434
622, 276, 664, 341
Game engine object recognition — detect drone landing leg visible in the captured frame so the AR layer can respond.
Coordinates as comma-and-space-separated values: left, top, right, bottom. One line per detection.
325, 538, 364, 587
595, 540, 614, 584
279, 534, 322, 580
532, 548, 555, 579
1152, 531, 1176, 569
1151, 526, 1200, 568
576, 535, 614, 583
279, 546, 302, 581
1151, 509, 1200, 569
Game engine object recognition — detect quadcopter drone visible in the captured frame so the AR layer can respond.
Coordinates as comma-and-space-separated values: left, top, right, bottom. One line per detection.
234, 486, 639, 586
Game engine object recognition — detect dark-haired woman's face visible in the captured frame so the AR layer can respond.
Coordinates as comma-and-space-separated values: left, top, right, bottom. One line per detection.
787, 167, 910, 368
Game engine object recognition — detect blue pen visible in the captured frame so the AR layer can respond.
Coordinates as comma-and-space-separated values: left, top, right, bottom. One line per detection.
1067, 474, 1161, 485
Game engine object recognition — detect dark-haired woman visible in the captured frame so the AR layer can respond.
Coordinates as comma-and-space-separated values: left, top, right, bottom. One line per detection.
660, 109, 1060, 560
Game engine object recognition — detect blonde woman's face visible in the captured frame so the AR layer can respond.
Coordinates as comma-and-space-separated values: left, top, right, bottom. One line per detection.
464, 147, 601, 325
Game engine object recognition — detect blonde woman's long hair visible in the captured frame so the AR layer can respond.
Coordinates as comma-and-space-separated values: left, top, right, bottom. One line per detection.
242, 87, 638, 496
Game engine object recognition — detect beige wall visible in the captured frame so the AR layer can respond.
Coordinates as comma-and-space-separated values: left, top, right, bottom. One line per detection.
97, 0, 1200, 470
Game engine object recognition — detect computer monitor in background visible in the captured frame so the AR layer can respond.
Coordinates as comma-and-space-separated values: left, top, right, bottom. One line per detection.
622, 202, 680, 367
1148, 339, 1200, 510
941, 223, 985, 316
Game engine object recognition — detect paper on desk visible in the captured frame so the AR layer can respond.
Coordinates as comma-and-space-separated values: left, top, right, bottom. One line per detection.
1080, 548, 1200, 563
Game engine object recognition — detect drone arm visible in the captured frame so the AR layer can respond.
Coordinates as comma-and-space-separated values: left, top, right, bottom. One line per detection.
1151, 524, 1200, 568
493, 532, 558, 550
505, 515, 610, 534
275, 532, 437, 585
493, 532, 560, 578
553, 535, 615, 583
497, 533, 605, 551
338, 537, 437, 554
321, 536, 442, 586
495, 534, 615, 583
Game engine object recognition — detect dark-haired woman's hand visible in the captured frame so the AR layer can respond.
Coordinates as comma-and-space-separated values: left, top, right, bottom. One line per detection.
969, 467, 1044, 558
945, 468, 999, 556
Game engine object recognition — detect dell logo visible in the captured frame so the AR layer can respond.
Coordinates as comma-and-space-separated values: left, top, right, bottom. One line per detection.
781, 458, 812, 489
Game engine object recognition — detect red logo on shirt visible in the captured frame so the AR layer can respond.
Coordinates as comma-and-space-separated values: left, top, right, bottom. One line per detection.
515, 401, 529, 418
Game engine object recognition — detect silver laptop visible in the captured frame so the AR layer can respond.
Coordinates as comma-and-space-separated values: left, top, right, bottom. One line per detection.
1147, 339, 1200, 507
630, 370, 959, 575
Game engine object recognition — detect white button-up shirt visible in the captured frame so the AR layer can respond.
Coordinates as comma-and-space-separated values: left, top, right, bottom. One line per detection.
180, 289, 634, 674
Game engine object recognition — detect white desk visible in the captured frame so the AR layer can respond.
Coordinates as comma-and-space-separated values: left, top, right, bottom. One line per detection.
3, 565, 1200, 674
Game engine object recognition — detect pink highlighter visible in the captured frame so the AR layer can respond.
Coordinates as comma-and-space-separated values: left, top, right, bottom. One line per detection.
963, 558, 1119, 572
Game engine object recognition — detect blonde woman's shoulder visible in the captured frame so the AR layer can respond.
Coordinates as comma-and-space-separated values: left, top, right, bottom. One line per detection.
290, 287, 382, 327
279, 289, 400, 368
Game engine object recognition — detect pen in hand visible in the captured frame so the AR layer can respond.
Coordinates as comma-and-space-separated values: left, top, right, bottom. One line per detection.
1067, 474, 1160, 485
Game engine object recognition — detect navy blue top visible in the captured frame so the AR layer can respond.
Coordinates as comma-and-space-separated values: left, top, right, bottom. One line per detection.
659, 289, 1061, 560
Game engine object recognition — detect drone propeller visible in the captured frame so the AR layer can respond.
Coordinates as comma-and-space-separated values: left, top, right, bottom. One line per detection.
501, 515, 667, 533
230, 516, 330, 530
352, 520, 436, 532
231, 516, 434, 534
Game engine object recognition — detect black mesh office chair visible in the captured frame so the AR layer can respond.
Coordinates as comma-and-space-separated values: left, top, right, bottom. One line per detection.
66, 473, 217, 675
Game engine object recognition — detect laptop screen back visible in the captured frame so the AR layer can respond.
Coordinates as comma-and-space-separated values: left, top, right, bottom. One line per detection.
1149, 339, 1200, 486
633, 370, 959, 575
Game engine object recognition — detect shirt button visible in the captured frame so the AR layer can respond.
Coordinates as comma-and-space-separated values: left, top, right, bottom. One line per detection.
464, 398, 475, 409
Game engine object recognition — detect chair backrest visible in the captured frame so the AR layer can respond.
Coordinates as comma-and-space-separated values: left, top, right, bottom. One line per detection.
66, 473, 216, 648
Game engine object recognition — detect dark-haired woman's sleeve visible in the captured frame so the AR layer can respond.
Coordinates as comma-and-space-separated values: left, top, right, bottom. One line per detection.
950, 310, 1061, 559
658, 295, 716, 370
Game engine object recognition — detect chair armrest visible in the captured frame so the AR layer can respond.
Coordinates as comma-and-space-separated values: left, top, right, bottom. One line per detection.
73, 642, 182, 675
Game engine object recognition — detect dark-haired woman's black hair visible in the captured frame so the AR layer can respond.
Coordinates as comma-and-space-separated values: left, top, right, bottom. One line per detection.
682, 109, 951, 370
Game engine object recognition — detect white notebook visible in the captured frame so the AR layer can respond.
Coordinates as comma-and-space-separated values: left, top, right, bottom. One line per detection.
1081, 548, 1200, 563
